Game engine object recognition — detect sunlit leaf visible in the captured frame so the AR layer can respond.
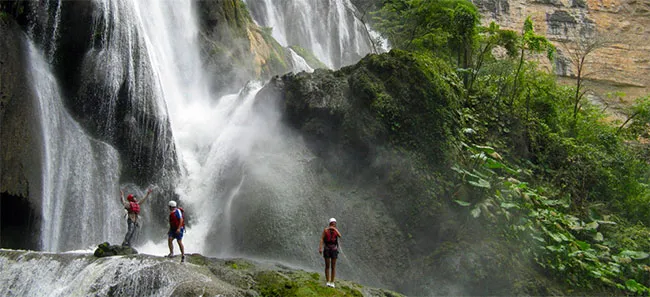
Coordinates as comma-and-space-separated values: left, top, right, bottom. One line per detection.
545, 245, 563, 252
625, 279, 644, 293
500, 202, 518, 209
471, 207, 481, 218
619, 250, 650, 260
584, 221, 599, 231
575, 240, 590, 250
473, 145, 496, 154
454, 200, 471, 207
594, 232, 604, 242
463, 128, 476, 134
548, 232, 563, 243
468, 179, 491, 188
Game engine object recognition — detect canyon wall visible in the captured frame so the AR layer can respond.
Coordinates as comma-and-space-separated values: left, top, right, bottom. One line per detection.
473, 0, 650, 100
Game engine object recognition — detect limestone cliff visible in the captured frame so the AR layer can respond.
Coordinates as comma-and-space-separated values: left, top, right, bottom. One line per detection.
473, 0, 650, 99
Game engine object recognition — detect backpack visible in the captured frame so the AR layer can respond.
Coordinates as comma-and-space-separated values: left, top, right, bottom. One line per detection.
170, 207, 186, 228
324, 228, 338, 245
128, 201, 140, 214
178, 207, 185, 227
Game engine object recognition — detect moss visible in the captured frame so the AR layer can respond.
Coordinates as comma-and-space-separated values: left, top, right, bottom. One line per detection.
225, 259, 253, 270
254, 271, 365, 297
348, 50, 463, 166
187, 254, 207, 266
0, 11, 10, 21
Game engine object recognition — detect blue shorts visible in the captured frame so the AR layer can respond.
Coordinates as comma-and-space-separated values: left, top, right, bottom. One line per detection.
168, 227, 184, 240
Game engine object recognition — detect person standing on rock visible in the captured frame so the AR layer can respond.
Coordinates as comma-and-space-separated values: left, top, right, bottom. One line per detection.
319, 217, 342, 288
167, 200, 186, 263
119, 188, 153, 246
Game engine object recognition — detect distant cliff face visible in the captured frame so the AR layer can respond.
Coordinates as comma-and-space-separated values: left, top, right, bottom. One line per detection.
473, 0, 650, 96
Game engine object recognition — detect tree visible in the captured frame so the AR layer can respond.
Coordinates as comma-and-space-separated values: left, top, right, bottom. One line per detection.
617, 95, 650, 135
450, 2, 479, 87
510, 17, 555, 105
467, 22, 518, 92
558, 28, 613, 122
373, 0, 480, 67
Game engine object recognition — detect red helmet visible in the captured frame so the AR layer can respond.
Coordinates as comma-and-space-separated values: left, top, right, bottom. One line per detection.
127, 194, 134, 201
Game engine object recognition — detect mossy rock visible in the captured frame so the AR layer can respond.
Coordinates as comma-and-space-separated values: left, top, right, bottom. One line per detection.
93, 242, 138, 257
254, 270, 368, 297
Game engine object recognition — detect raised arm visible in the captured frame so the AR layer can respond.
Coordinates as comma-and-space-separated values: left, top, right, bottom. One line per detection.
139, 188, 153, 205
119, 189, 126, 205
332, 227, 342, 238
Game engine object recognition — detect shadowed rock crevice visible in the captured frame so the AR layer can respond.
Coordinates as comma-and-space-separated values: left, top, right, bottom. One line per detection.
0, 192, 40, 250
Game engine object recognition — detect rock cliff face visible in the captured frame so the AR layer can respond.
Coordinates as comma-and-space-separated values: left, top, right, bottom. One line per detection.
473, 0, 650, 98
0, 17, 42, 250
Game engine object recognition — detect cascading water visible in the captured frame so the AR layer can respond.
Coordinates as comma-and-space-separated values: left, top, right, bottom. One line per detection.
87, 0, 391, 288
244, 0, 376, 68
16, 0, 396, 291
118, 0, 351, 258
27, 40, 122, 252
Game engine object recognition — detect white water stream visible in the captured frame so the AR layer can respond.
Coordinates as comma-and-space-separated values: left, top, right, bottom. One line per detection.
28, 40, 122, 252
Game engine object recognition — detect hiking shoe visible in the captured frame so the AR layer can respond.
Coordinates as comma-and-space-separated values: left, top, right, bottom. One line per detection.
165, 253, 173, 258
181, 255, 185, 263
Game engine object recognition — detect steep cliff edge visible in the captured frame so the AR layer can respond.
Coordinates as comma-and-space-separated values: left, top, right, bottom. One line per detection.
473, 0, 650, 99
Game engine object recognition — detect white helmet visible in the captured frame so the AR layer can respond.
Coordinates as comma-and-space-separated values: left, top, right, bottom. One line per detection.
168, 200, 177, 207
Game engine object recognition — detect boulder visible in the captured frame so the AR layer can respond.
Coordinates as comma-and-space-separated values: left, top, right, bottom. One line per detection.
93, 242, 138, 257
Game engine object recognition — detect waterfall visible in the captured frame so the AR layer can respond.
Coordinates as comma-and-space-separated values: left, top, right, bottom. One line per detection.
18, 0, 387, 287
288, 48, 314, 73
27, 41, 122, 252
244, 0, 375, 69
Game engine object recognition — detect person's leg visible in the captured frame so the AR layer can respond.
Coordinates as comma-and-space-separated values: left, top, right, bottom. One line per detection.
123, 218, 134, 245
167, 235, 174, 256
178, 239, 185, 256
331, 257, 337, 283
324, 257, 331, 283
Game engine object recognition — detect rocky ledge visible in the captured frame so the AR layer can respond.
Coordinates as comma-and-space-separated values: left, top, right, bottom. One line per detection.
0, 249, 403, 297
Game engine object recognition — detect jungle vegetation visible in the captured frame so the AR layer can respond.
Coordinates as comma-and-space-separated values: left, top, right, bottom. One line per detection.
368, 0, 650, 294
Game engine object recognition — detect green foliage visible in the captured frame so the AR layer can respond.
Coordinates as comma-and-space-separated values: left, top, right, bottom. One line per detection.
619, 95, 650, 137
452, 144, 650, 295
254, 271, 364, 297
521, 17, 555, 60
373, 0, 480, 68
350, 50, 463, 166
370, 2, 650, 293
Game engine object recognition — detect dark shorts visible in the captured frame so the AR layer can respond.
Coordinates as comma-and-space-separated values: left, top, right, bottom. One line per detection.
323, 245, 338, 259
168, 227, 184, 240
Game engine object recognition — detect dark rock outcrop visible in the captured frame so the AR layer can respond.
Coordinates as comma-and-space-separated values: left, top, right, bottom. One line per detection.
0, 16, 36, 198
0, 16, 43, 250
260, 50, 462, 175
93, 242, 138, 257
